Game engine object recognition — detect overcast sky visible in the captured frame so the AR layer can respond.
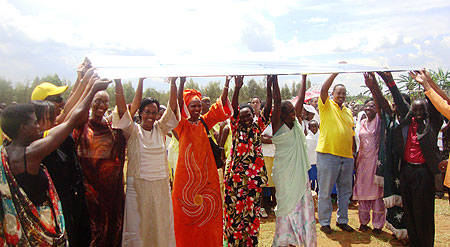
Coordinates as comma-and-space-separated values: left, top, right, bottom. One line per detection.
1, 0, 450, 94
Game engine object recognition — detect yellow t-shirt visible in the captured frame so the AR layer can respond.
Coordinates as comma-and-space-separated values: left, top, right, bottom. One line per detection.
316, 96, 355, 158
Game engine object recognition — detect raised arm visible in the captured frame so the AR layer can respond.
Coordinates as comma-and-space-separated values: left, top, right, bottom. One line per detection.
27, 79, 112, 170
232, 76, 243, 115
411, 70, 450, 120
129, 77, 144, 117
271, 75, 282, 134
221, 76, 231, 104
377, 71, 409, 118
364, 72, 383, 116
320, 73, 338, 104
168, 77, 178, 112
365, 72, 393, 115
178, 77, 186, 112
411, 70, 450, 105
114, 79, 127, 118
58, 67, 95, 124
63, 71, 98, 122
295, 74, 307, 120
263, 76, 273, 120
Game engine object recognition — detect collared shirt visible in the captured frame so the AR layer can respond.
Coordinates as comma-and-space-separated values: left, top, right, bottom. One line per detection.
403, 117, 426, 164
316, 96, 355, 158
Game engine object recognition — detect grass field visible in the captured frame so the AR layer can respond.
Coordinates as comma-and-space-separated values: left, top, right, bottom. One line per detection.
258, 196, 450, 247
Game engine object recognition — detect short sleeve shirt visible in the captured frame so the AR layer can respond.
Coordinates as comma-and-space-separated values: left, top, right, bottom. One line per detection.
316, 97, 355, 158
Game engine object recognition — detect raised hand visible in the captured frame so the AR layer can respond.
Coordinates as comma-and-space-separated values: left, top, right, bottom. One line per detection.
81, 68, 96, 84
376, 71, 394, 83
168, 77, 177, 84
363, 72, 376, 88
409, 70, 431, 90
267, 75, 273, 88
92, 78, 113, 93
234, 75, 244, 89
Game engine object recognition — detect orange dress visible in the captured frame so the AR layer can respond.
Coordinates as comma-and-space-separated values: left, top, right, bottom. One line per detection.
172, 99, 232, 247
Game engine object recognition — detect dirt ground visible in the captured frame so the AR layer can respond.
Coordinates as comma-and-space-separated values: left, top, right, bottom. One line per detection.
258, 195, 450, 247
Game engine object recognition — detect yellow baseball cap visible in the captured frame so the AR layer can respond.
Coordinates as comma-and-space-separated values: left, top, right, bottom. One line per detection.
31, 82, 68, 101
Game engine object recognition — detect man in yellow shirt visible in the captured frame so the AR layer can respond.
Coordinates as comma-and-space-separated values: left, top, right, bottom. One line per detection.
316, 73, 356, 234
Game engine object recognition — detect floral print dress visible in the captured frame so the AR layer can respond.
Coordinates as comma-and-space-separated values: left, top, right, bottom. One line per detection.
224, 112, 269, 247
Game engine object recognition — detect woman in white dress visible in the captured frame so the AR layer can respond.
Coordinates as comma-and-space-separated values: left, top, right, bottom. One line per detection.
113, 78, 180, 247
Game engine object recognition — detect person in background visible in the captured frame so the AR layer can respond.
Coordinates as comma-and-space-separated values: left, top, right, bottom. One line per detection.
172, 77, 232, 247
352, 77, 385, 234
73, 76, 143, 247
308, 97, 319, 111
302, 104, 319, 137
271, 74, 316, 247
306, 120, 320, 192
167, 130, 179, 185
251, 97, 262, 119
31, 82, 67, 117
316, 73, 356, 234
113, 77, 179, 246
223, 75, 271, 246
201, 96, 211, 115
261, 123, 276, 215
0, 77, 111, 246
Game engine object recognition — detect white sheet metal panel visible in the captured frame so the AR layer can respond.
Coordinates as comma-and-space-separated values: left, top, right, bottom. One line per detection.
91, 55, 410, 79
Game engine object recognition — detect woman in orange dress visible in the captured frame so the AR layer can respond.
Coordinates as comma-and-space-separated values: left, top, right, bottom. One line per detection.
172, 77, 232, 247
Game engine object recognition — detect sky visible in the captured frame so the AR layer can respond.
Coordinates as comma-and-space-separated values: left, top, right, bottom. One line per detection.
1, 0, 450, 95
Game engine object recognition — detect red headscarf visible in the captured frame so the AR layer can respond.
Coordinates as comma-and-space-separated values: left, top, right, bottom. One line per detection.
183, 89, 202, 106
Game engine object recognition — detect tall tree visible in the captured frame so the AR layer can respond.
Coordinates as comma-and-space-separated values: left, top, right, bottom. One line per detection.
202, 81, 222, 101
0, 77, 14, 104
185, 78, 200, 90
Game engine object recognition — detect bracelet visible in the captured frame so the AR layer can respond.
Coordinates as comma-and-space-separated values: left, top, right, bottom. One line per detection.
224, 86, 229, 89
115, 93, 124, 95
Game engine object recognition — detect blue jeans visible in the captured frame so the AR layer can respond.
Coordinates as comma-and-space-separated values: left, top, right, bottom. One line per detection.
317, 152, 354, 226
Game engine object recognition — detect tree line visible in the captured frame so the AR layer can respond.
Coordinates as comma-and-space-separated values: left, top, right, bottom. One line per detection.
0, 75, 311, 107
1, 69, 449, 108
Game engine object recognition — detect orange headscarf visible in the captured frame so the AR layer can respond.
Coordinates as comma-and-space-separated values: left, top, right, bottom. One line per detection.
183, 89, 202, 106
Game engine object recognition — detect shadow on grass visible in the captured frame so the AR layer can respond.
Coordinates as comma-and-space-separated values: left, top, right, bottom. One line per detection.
320, 225, 408, 247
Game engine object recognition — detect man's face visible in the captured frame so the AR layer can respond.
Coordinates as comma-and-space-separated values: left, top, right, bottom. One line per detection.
412, 100, 427, 121
332, 85, 347, 106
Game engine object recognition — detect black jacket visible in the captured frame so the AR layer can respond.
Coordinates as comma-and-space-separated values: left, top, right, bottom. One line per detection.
389, 85, 443, 175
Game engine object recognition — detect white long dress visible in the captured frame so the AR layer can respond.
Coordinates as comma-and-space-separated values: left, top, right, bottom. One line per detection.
113, 106, 180, 247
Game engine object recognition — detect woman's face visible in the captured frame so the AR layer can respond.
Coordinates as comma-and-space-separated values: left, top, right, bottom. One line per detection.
140, 103, 159, 130
188, 99, 202, 120
38, 109, 56, 131
282, 102, 296, 125
239, 107, 254, 128
91, 91, 110, 119
364, 101, 376, 119
22, 112, 41, 142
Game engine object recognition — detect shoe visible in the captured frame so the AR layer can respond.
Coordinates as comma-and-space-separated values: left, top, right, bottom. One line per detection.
259, 208, 268, 218
336, 223, 355, 232
320, 225, 332, 234
359, 224, 370, 232
372, 228, 383, 234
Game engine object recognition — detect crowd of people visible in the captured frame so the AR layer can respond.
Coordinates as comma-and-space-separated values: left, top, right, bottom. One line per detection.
0, 58, 448, 247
